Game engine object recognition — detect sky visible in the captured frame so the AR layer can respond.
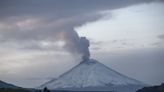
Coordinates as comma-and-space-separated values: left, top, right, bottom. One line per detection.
0, 0, 164, 88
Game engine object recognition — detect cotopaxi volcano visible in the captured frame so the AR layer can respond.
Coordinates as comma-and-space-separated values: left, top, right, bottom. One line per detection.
39, 59, 146, 92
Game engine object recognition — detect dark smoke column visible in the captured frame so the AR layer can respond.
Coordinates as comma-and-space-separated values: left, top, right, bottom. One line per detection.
79, 37, 90, 61
61, 30, 90, 62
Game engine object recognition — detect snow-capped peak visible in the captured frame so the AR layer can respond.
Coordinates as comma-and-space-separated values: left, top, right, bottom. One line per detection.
39, 59, 144, 89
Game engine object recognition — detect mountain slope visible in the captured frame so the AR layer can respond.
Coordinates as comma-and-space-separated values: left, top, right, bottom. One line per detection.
0, 80, 20, 88
40, 59, 144, 90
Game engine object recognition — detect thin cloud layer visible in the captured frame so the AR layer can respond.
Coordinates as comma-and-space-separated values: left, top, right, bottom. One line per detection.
0, 0, 154, 58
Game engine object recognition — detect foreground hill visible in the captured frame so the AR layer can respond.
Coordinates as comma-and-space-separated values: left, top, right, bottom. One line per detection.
0, 80, 20, 89
0, 88, 31, 92
0, 80, 32, 92
137, 83, 164, 92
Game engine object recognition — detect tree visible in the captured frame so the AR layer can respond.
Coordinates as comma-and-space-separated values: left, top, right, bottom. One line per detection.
43, 87, 50, 92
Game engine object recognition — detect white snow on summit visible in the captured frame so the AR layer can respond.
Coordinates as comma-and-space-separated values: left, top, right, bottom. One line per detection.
40, 59, 144, 89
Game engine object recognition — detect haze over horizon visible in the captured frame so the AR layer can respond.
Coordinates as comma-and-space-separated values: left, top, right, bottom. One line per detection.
0, 0, 164, 88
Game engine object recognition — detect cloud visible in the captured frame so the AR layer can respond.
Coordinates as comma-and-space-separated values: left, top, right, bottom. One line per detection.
158, 34, 164, 40
152, 34, 164, 47
92, 48, 164, 85
90, 40, 103, 45
0, 0, 155, 60
0, 0, 159, 87
0, 0, 155, 44
0, 0, 154, 20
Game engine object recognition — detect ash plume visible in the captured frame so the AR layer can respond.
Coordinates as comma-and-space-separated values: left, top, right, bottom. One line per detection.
79, 37, 90, 61
60, 29, 90, 61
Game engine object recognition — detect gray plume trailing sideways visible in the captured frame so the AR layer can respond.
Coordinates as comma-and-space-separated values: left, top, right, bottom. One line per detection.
79, 37, 90, 61
60, 29, 90, 61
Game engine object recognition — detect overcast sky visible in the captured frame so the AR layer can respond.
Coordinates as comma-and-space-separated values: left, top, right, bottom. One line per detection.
0, 0, 164, 88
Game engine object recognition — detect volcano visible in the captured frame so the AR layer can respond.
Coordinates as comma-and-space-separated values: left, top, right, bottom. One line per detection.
39, 59, 145, 92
